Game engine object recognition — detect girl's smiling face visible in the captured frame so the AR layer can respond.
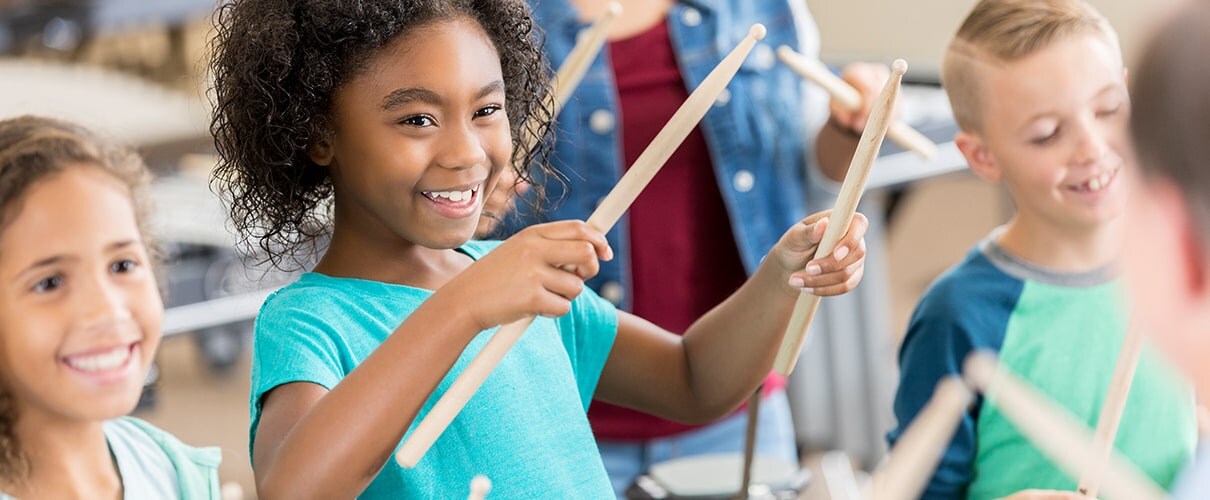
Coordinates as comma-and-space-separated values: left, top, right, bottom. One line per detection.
312, 16, 514, 250
0, 165, 162, 424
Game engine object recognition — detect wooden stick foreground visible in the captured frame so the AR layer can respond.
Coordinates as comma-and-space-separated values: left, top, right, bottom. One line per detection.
1077, 325, 1147, 498
867, 377, 972, 500
772, 59, 908, 376
963, 352, 1167, 500
776, 46, 937, 159
396, 24, 770, 469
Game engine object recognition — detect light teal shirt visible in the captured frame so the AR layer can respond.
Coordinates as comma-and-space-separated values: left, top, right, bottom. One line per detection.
250, 241, 620, 499
0, 417, 221, 500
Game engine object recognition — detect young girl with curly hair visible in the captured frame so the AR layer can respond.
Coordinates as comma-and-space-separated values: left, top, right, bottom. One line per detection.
0, 116, 220, 499
209, 1, 870, 497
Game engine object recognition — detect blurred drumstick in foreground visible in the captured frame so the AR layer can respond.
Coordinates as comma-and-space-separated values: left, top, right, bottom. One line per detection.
963, 352, 1166, 500
1077, 325, 1146, 498
868, 377, 972, 500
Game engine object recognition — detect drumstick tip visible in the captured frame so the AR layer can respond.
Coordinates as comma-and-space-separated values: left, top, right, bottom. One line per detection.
605, 1, 622, 19
749, 24, 767, 41
962, 351, 997, 390
470, 475, 492, 495
891, 59, 909, 77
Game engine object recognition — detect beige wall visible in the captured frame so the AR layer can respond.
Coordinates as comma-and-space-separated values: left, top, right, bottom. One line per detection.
808, 0, 1181, 80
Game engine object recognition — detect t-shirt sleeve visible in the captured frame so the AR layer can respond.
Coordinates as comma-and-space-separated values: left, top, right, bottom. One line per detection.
555, 285, 619, 411
248, 293, 347, 452
889, 294, 982, 500
887, 252, 1022, 500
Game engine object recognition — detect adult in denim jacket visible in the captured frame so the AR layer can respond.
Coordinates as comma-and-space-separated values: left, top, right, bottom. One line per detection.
489, 1, 885, 496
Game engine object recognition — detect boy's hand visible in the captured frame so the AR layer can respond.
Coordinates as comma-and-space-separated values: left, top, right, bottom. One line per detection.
774, 210, 868, 296
444, 220, 612, 331
996, 490, 1093, 500
828, 62, 893, 134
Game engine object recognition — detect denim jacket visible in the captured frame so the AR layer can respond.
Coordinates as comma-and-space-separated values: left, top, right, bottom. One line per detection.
510, 0, 829, 308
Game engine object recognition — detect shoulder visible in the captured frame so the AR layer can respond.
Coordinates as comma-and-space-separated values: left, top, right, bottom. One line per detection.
110, 418, 222, 467
904, 248, 1024, 352
108, 418, 222, 497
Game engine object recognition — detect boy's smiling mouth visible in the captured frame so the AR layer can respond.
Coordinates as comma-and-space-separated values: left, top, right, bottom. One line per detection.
1067, 164, 1121, 193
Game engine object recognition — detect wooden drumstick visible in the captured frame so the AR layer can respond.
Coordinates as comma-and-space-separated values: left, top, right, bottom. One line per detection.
396, 24, 770, 468
468, 475, 491, 500
771, 59, 907, 376
549, 2, 621, 116
963, 353, 1167, 500
867, 377, 972, 500
1077, 325, 1146, 498
737, 388, 762, 499
776, 46, 937, 159
511, 1, 620, 158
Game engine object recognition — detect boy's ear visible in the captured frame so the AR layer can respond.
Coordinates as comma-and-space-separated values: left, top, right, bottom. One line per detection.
955, 130, 1001, 182
307, 136, 335, 167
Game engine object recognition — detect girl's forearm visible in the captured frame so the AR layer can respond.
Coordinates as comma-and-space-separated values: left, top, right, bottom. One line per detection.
679, 259, 799, 417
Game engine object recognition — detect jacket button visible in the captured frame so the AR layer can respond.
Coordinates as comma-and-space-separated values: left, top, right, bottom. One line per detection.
733, 170, 755, 193
600, 281, 624, 304
589, 109, 615, 134
681, 7, 702, 27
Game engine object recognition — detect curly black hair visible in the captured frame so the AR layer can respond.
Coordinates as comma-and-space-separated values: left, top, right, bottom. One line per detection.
209, 0, 557, 271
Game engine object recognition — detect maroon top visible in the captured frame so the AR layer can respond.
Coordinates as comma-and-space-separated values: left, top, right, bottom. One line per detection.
588, 20, 786, 441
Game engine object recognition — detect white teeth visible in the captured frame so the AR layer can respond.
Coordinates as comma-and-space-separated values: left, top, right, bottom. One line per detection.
65, 344, 132, 373
1088, 177, 1102, 191
425, 185, 478, 203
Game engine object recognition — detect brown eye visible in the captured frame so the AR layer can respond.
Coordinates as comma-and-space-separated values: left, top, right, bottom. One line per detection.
33, 274, 63, 293
400, 115, 436, 127
110, 259, 138, 274
474, 105, 501, 118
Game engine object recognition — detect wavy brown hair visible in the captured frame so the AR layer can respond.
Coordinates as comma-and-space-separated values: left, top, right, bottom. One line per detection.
0, 115, 153, 484
208, 0, 557, 271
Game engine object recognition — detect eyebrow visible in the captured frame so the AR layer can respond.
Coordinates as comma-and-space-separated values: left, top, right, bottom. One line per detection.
1022, 83, 1122, 125
380, 81, 507, 111
15, 240, 139, 277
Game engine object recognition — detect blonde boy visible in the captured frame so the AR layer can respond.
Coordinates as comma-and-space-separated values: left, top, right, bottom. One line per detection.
888, 1, 1196, 498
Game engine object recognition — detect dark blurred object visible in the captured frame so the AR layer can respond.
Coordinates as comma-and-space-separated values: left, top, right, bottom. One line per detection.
0, 0, 214, 82
162, 242, 254, 375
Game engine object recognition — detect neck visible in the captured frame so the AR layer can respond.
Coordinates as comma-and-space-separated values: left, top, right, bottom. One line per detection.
314, 208, 472, 290
996, 212, 1122, 273
3, 409, 119, 499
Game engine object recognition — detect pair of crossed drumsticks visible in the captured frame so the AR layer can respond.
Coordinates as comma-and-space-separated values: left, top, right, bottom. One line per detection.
864, 342, 1159, 500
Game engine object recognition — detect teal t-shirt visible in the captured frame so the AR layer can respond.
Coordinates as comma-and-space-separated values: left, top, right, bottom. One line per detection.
0, 417, 222, 500
889, 231, 1196, 500
249, 241, 619, 499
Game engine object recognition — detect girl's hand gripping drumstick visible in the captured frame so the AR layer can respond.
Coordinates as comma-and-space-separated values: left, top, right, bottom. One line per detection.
772, 59, 907, 376
396, 25, 769, 468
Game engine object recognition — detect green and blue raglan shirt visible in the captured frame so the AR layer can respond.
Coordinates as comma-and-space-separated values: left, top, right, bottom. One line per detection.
888, 231, 1196, 500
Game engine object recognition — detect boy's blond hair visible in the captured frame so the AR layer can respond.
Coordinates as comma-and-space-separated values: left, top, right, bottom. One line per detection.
942, 0, 1119, 132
